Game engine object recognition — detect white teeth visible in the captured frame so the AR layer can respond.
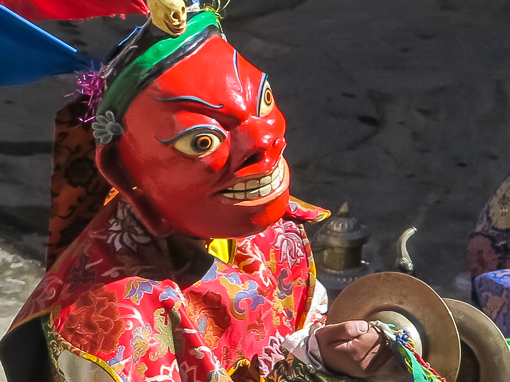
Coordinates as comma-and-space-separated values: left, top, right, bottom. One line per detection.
259, 184, 271, 196
260, 176, 271, 186
246, 189, 259, 199
271, 167, 280, 181
246, 180, 260, 189
271, 177, 279, 190
223, 159, 285, 200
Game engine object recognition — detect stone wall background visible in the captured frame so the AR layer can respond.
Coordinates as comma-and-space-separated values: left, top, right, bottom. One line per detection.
2, 0, 510, 379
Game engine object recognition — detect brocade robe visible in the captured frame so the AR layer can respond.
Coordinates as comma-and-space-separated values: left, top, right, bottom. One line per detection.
0, 197, 337, 382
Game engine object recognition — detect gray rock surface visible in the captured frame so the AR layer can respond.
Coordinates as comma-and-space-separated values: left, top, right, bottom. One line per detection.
220, 0, 306, 19
2, 0, 510, 379
0, 249, 44, 382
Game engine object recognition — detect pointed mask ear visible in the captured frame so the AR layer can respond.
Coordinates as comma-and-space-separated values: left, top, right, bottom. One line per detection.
95, 142, 175, 237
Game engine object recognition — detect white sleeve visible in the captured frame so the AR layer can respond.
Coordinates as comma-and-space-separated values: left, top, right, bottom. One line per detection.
281, 280, 329, 372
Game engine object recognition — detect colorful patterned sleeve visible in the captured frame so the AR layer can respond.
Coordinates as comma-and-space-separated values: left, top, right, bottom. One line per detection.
42, 279, 235, 382
277, 224, 335, 377
30, 198, 346, 382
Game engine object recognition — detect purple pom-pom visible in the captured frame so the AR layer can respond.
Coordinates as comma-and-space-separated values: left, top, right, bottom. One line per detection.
75, 69, 105, 123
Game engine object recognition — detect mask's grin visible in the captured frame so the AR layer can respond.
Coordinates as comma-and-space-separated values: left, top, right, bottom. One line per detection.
220, 158, 286, 201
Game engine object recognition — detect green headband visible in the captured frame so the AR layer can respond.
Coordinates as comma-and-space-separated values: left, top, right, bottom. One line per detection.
97, 11, 219, 120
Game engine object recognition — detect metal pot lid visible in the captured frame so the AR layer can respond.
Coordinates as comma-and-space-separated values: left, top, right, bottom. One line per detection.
444, 298, 510, 382
314, 203, 369, 248
327, 272, 461, 382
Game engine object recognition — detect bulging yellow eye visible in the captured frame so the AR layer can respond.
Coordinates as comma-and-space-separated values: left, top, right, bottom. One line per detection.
173, 128, 223, 157
194, 135, 214, 151
259, 80, 275, 117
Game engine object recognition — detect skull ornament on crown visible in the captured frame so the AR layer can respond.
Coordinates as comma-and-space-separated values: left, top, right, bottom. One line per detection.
93, 4, 291, 239
147, 0, 187, 35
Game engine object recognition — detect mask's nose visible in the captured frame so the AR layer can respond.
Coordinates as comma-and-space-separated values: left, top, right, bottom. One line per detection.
232, 113, 286, 174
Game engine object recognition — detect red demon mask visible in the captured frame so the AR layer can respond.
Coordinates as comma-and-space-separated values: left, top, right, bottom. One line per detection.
99, 34, 290, 238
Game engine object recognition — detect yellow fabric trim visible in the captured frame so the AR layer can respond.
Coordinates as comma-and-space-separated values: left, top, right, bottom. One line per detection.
227, 359, 250, 375
227, 359, 266, 382
310, 259, 317, 278
208, 238, 230, 263
46, 318, 124, 382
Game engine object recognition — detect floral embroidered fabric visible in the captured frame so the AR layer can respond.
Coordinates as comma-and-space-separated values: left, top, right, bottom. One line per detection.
7, 196, 335, 382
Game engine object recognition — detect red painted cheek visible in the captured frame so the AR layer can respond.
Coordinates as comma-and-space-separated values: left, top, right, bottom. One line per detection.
250, 189, 290, 227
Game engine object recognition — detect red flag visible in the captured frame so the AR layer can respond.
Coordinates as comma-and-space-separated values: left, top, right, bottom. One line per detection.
0, 0, 148, 21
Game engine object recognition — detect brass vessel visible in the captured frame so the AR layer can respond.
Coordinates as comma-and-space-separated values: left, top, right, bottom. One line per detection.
314, 203, 369, 271
313, 203, 373, 297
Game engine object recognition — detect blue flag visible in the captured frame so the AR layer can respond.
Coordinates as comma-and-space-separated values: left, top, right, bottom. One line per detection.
0, 4, 89, 86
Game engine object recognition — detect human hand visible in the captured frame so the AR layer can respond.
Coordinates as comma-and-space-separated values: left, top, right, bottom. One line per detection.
316, 320, 408, 381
